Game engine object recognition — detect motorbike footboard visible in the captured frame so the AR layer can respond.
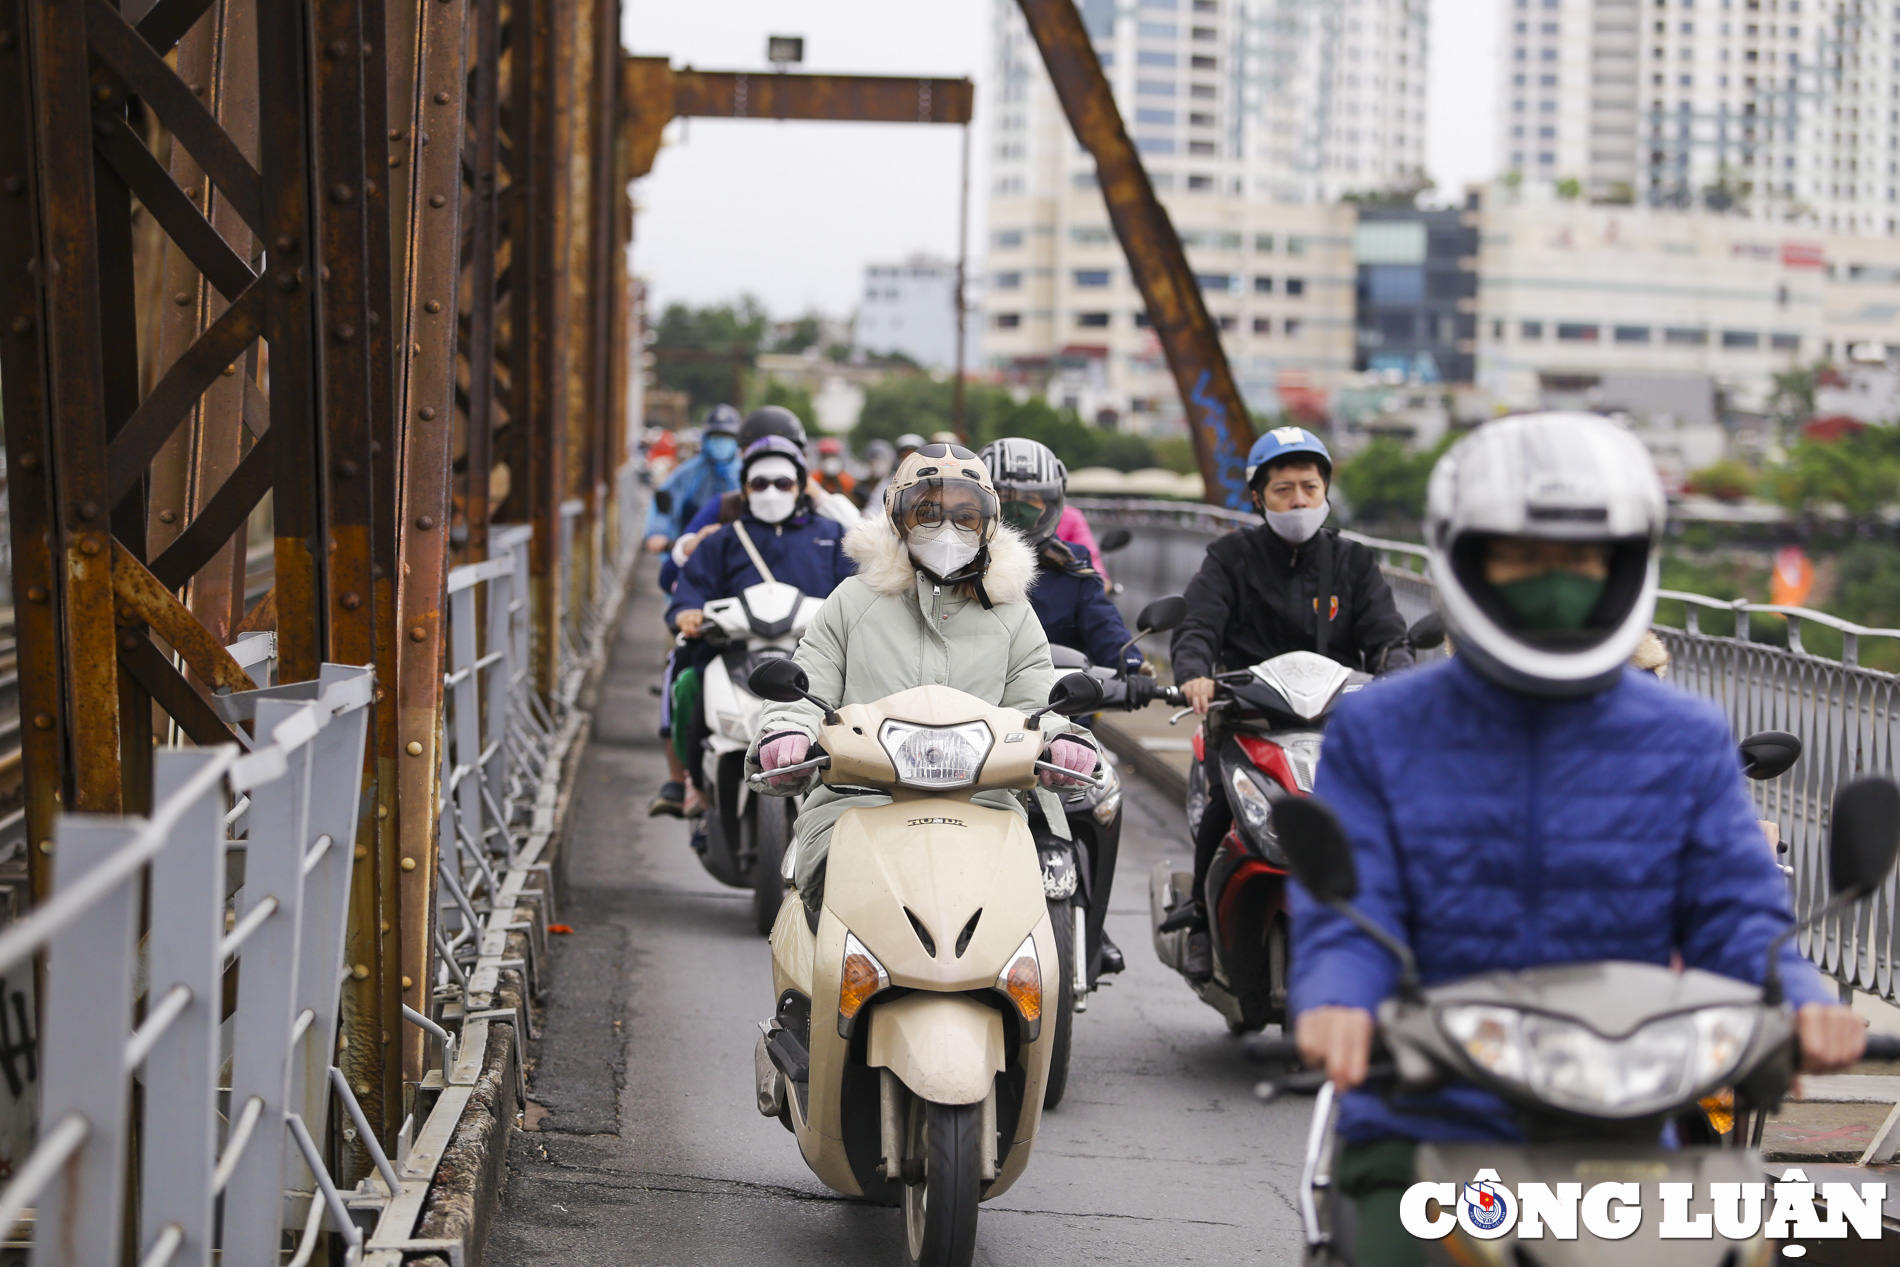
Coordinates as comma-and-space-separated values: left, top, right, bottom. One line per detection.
1406, 1142, 1771, 1267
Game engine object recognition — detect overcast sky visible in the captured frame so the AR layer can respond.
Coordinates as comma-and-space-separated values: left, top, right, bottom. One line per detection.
623, 0, 1501, 318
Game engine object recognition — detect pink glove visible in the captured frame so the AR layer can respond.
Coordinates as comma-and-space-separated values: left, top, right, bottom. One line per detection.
1040, 737, 1097, 788
759, 732, 811, 786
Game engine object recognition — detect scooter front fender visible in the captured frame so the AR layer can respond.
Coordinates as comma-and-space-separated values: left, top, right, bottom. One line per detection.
868, 992, 1005, 1107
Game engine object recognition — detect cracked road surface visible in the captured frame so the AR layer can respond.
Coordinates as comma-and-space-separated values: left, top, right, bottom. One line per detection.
486, 568, 1309, 1265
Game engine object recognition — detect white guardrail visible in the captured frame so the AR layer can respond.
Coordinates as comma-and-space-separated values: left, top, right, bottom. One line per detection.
8, 461, 645, 1264
1075, 496, 1900, 1005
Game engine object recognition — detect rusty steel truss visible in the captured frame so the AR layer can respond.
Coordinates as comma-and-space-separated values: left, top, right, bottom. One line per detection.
0, 0, 634, 1159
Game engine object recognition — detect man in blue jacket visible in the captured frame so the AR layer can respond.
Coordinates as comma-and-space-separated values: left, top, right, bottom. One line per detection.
1289, 413, 1867, 1267
661, 436, 857, 817
643, 404, 743, 554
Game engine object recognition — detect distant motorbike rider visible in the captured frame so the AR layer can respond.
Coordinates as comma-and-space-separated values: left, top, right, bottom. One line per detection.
1289, 413, 1865, 1267
813, 437, 857, 501
659, 406, 860, 594
858, 438, 896, 509
644, 404, 743, 553
865, 432, 924, 511
1163, 427, 1410, 977
658, 436, 858, 820
747, 444, 1099, 917
983, 437, 1140, 975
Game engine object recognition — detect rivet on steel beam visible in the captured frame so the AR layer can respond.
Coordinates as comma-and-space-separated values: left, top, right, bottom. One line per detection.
400, 856, 417, 871
354, 844, 369, 860
389, 155, 402, 169
365, 179, 378, 198
94, 83, 112, 102
341, 591, 362, 609
25, 586, 45, 602
352, 963, 370, 980
402, 976, 415, 990
32, 714, 51, 731
377, 804, 388, 819
37, 842, 51, 856
338, 459, 359, 479
190, 83, 204, 96
320, 265, 332, 282
330, 183, 355, 204
363, 42, 373, 55
418, 407, 435, 420
79, 538, 100, 556
409, 625, 427, 641
429, 193, 446, 208
406, 741, 423, 756
222, 363, 237, 375
424, 299, 441, 314
276, 234, 297, 253
355, 1082, 370, 1097
335, 324, 357, 343
16, 452, 35, 470
119, 606, 137, 622
173, 291, 191, 306
380, 920, 390, 933
275, 269, 300, 292
77, 501, 98, 520
158, 509, 177, 524
93, 119, 112, 139
327, 38, 350, 58
366, 309, 380, 328
11, 316, 31, 335
416, 515, 435, 530
120, 632, 138, 650
435, 91, 450, 104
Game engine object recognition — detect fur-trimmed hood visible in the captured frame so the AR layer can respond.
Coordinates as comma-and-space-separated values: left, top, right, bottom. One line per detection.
843, 516, 1040, 605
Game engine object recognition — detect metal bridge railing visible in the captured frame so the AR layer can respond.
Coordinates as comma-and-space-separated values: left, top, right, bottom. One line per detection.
1, 665, 376, 1266
1073, 496, 1900, 1004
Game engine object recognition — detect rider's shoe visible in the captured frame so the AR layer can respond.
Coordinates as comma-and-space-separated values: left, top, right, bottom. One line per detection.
1098, 932, 1126, 976
1181, 931, 1213, 982
688, 826, 709, 855
683, 784, 707, 818
648, 781, 686, 818
1157, 897, 1205, 934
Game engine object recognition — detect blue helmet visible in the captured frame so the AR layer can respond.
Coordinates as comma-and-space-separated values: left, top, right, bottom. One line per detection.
702, 404, 743, 437
1243, 425, 1332, 489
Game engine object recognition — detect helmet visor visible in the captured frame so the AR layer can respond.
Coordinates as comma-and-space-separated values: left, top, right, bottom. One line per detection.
892, 478, 998, 537
998, 489, 1063, 542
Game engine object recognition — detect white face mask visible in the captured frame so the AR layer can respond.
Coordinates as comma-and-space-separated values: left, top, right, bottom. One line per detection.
746, 456, 801, 524
1264, 502, 1329, 544
907, 521, 982, 578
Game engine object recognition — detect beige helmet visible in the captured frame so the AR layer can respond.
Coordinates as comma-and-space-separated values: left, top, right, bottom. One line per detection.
883, 442, 1004, 599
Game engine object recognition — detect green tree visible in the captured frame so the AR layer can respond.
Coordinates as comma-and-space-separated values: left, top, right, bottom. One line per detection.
851, 376, 1156, 472
747, 376, 816, 426
1762, 428, 1900, 524
771, 314, 824, 354
649, 297, 768, 415
1766, 360, 1826, 436
1332, 436, 1453, 527
1683, 458, 1758, 503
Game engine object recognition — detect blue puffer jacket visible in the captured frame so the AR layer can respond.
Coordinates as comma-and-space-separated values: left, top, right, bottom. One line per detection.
1029, 538, 1142, 672
1290, 657, 1830, 1145
666, 511, 855, 632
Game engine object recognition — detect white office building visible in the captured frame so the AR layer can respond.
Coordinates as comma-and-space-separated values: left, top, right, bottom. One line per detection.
981, 0, 1425, 427
1501, 0, 1900, 235
855, 256, 972, 373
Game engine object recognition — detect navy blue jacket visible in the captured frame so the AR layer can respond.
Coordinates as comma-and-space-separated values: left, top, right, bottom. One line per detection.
1029, 539, 1141, 672
666, 511, 855, 631
1290, 658, 1830, 1145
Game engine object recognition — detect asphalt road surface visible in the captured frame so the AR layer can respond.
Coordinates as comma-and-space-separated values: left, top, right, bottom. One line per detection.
486, 567, 1310, 1266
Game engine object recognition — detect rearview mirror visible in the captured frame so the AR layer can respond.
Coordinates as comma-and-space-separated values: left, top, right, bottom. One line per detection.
1739, 730, 1801, 781
1828, 777, 1900, 899
1047, 671, 1106, 717
1136, 595, 1188, 635
748, 657, 811, 704
1271, 797, 1358, 904
1406, 611, 1446, 650
1098, 527, 1132, 554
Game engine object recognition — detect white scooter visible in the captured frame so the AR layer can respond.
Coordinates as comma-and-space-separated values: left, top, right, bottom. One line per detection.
694, 578, 825, 933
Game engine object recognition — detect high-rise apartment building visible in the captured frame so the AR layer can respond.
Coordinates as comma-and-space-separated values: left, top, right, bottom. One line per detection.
982, 0, 1427, 428
1502, 0, 1900, 236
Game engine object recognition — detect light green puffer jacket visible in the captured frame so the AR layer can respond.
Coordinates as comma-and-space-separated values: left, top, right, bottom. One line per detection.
746, 516, 1082, 895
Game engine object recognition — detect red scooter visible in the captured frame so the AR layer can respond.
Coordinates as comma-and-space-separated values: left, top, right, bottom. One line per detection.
1149, 614, 1443, 1033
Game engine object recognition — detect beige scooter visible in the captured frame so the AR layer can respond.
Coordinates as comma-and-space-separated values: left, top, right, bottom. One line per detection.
747, 659, 1106, 1267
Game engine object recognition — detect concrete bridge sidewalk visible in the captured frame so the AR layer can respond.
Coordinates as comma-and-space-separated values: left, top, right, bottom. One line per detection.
484, 561, 1312, 1266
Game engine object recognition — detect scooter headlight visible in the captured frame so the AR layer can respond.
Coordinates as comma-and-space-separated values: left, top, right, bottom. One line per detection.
878, 720, 994, 789
1228, 765, 1278, 838
1438, 1004, 1760, 1117
838, 932, 890, 1036
997, 934, 1042, 1024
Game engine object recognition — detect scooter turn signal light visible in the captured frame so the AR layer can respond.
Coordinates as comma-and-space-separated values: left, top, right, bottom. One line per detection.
839, 932, 889, 1023
999, 935, 1042, 1023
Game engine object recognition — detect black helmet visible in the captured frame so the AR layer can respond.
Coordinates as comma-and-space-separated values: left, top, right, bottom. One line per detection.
980, 438, 1068, 545
702, 404, 743, 437
741, 405, 807, 450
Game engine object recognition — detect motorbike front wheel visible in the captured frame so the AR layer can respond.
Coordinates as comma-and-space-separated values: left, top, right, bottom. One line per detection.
751, 797, 792, 937
1041, 898, 1076, 1110
903, 1099, 982, 1267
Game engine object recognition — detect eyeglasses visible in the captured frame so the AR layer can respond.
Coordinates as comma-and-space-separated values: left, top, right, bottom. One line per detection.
915, 442, 977, 460
748, 476, 798, 493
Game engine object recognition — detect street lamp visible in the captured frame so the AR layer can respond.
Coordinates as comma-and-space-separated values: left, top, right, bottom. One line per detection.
767, 36, 803, 70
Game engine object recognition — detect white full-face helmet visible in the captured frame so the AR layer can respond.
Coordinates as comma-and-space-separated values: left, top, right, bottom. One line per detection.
1425, 413, 1665, 698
